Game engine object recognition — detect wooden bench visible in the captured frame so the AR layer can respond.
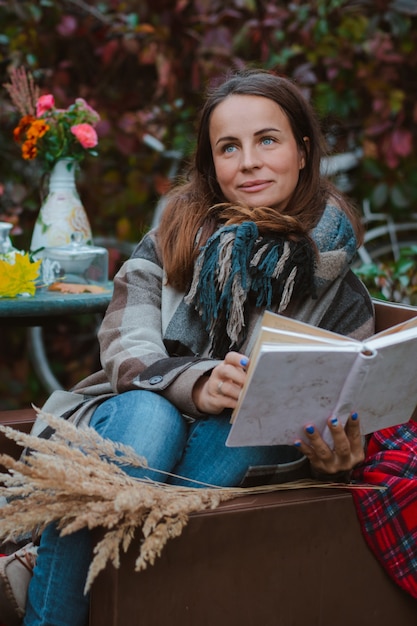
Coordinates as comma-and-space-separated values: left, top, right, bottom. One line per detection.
89, 489, 417, 626
0, 408, 36, 471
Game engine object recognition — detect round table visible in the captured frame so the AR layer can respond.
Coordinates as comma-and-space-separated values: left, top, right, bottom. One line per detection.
0, 283, 113, 393
0, 283, 113, 326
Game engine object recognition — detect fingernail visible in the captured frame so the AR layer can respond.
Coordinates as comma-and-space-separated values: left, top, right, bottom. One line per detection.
240, 357, 249, 367
293, 440, 301, 447
305, 425, 315, 434
330, 416, 338, 426
351, 412, 358, 421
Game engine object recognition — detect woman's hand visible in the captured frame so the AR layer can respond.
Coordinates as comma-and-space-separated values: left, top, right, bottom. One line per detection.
294, 413, 365, 479
192, 351, 248, 414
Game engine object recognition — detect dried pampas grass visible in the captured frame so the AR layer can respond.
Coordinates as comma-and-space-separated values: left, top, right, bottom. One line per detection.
0, 410, 380, 591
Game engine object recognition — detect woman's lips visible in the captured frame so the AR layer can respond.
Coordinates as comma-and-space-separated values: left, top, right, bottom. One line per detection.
238, 180, 272, 192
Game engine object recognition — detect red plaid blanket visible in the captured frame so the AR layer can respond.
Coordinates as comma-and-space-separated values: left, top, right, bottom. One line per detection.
351, 421, 417, 599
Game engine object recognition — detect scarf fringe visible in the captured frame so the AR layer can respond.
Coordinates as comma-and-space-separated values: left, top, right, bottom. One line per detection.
185, 222, 316, 357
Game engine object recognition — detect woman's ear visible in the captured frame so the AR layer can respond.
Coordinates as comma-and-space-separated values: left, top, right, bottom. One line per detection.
299, 136, 310, 170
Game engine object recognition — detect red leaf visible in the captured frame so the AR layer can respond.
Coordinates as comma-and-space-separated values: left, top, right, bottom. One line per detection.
391, 128, 412, 157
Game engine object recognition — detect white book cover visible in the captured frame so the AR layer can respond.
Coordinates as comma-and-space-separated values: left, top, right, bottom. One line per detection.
226, 303, 417, 447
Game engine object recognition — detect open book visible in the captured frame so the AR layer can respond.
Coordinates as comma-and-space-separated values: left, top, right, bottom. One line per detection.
226, 300, 417, 447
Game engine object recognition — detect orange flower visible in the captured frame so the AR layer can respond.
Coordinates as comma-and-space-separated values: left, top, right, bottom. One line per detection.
26, 119, 50, 140
22, 140, 38, 160
13, 114, 35, 142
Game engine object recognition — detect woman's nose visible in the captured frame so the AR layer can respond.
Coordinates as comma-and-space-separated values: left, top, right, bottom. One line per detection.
240, 146, 261, 170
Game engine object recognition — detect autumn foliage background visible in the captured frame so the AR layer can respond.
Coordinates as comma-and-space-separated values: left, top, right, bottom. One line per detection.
1, 0, 417, 408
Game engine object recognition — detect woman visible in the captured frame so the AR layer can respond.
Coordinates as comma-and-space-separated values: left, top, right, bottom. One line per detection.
1, 69, 373, 626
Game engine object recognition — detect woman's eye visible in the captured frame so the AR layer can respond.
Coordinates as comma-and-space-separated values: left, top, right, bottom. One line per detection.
261, 137, 275, 146
223, 144, 236, 153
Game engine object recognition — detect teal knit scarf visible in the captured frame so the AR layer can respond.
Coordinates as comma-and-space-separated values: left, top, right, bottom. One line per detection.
184, 205, 357, 359
184, 221, 315, 357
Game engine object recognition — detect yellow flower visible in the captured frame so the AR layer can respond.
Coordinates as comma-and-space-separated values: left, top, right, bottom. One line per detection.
0, 253, 41, 297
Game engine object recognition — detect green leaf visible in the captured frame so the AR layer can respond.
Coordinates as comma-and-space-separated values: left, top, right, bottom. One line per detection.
372, 183, 389, 209
390, 185, 410, 209
27, 4, 42, 21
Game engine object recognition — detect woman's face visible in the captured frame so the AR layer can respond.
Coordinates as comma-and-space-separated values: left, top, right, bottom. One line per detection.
209, 94, 306, 211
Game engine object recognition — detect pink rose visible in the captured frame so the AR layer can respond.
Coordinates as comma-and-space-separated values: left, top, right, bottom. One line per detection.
70, 123, 98, 148
36, 94, 55, 117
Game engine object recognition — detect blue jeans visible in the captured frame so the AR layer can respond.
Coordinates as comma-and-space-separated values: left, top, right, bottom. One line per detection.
24, 390, 302, 625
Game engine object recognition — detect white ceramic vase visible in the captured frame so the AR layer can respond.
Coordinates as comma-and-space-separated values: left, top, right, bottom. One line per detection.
30, 158, 92, 254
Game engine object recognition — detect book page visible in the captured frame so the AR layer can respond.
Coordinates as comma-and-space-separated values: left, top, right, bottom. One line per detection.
261, 311, 354, 343
372, 316, 417, 340
321, 347, 377, 445
369, 324, 417, 349
227, 343, 361, 447
263, 305, 417, 350
239, 324, 353, 418
349, 334, 417, 434
257, 328, 351, 349
238, 310, 359, 421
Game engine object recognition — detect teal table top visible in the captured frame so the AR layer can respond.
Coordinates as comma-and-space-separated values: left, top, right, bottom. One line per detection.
0, 282, 113, 324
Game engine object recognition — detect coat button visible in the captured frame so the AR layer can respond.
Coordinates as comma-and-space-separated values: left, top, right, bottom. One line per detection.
149, 375, 163, 385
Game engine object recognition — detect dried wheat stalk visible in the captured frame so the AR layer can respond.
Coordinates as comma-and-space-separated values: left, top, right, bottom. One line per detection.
3, 67, 40, 117
0, 410, 381, 592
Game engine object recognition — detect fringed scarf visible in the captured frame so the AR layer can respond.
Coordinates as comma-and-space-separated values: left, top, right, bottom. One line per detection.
184, 221, 317, 358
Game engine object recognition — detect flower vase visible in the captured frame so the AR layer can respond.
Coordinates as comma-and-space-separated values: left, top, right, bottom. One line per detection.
30, 159, 92, 254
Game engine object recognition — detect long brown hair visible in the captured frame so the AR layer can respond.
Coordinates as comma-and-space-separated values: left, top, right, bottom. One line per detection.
158, 69, 363, 290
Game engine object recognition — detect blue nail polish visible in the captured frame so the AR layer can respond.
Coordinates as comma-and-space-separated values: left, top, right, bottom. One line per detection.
351, 412, 358, 421
240, 357, 249, 367
330, 416, 338, 426
305, 425, 315, 434
293, 440, 301, 447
